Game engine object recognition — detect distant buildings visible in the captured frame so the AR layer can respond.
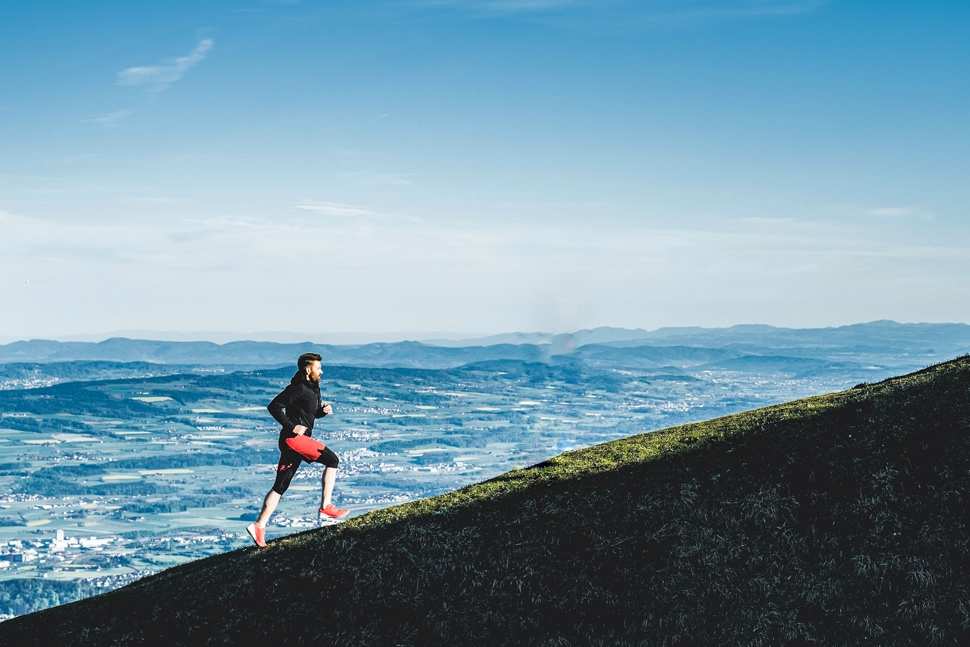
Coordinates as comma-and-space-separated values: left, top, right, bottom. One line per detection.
0, 529, 115, 565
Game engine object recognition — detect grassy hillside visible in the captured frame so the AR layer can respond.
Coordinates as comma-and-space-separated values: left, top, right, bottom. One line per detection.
4, 355, 970, 646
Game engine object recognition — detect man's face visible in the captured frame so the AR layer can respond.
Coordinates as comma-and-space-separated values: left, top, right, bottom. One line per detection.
306, 359, 322, 383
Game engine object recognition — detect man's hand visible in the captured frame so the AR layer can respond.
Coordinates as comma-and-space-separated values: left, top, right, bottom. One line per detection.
322, 402, 333, 416
292, 425, 308, 436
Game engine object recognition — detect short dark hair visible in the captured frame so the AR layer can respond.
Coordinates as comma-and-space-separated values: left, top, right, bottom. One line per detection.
298, 352, 322, 371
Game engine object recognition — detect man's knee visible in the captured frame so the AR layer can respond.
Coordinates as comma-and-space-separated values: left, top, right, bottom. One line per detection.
320, 447, 339, 469
271, 481, 289, 495
273, 465, 296, 494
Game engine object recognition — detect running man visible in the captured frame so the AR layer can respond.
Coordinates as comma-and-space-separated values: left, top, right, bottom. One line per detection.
247, 352, 348, 548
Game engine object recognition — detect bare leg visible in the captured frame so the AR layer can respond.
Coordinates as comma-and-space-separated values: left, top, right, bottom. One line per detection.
320, 466, 337, 509
256, 489, 281, 528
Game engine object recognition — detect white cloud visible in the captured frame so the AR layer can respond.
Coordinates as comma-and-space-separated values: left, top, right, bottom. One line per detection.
81, 109, 133, 126
413, 0, 825, 18
734, 216, 796, 225
117, 39, 214, 92
417, 0, 581, 12
0, 209, 21, 224
337, 171, 415, 187
295, 201, 379, 218
2, 205, 958, 276
668, 0, 827, 19
867, 206, 915, 217
865, 206, 936, 222
295, 200, 424, 224
4, 206, 968, 338
60, 153, 100, 164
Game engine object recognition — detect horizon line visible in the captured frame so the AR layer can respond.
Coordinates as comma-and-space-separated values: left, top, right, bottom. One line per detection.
3, 319, 968, 347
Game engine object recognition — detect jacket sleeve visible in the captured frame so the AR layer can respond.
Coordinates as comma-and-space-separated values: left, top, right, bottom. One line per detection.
267, 383, 299, 433
315, 401, 330, 418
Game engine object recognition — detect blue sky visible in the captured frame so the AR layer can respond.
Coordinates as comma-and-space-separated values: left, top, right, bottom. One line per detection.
1, 0, 968, 342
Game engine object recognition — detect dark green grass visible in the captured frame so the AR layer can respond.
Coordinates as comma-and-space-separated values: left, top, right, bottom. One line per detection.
4, 355, 970, 646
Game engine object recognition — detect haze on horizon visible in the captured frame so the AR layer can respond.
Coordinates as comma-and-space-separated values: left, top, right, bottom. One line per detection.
2, 1, 968, 343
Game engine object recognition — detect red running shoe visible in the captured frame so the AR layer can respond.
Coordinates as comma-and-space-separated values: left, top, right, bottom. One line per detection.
246, 522, 267, 547
319, 504, 349, 520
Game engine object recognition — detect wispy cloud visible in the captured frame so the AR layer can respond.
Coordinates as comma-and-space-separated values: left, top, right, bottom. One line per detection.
337, 171, 415, 187
412, 0, 825, 21
3, 208, 962, 271
0, 209, 21, 224
232, 0, 303, 14
5, 207, 967, 339
295, 201, 379, 218
735, 216, 797, 225
117, 39, 214, 92
866, 206, 936, 221
60, 153, 100, 164
657, 0, 827, 20
867, 206, 916, 217
414, 0, 582, 12
295, 200, 425, 225
81, 109, 133, 126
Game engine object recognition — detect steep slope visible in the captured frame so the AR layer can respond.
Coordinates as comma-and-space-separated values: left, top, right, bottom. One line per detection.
3, 355, 970, 646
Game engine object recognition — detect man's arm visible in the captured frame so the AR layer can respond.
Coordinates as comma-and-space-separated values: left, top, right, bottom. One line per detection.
267, 383, 299, 434
315, 401, 332, 418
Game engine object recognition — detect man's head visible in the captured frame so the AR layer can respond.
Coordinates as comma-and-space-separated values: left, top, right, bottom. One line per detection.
297, 352, 323, 384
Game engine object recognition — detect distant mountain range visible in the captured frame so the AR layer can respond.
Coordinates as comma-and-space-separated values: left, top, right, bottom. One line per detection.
0, 338, 548, 369
429, 320, 970, 353
2, 321, 968, 370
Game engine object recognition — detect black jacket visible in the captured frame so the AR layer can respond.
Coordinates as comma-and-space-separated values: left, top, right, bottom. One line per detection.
267, 372, 329, 439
